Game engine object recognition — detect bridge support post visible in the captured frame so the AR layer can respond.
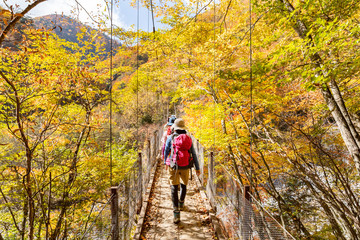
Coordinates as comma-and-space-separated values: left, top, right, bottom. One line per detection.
244, 185, 251, 201
137, 152, 143, 214
152, 131, 158, 166
110, 187, 119, 240
209, 152, 214, 189
207, 152, 216, 207
147, 139, 151, 166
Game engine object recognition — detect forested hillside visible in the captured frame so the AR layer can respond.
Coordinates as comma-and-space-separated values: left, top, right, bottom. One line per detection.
1, 0, 360, 239
33, 14, 120, 53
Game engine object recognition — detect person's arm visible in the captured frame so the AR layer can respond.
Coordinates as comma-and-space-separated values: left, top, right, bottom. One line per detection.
164, 136, 172, 164
190, 144, 200, 172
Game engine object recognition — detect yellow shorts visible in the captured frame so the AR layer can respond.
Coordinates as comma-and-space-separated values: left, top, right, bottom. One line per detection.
168, 168, 189, 186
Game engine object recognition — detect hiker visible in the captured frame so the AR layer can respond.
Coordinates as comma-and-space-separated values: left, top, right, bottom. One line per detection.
161, 115, 176, 159
163, 118, 200, 224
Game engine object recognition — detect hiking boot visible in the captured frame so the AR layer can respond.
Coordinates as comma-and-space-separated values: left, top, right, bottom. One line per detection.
179, 201, 184, 211
173, 210, 180, 224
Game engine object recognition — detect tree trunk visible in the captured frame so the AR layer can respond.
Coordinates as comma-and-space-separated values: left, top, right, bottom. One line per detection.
328, 79, 360, 147
0, 72, 36, 239
26, 149, 35, 240
317, 197, 347, 240
278, 0, 360, 171
321, 85, 360, 170
50, 110, 91, 240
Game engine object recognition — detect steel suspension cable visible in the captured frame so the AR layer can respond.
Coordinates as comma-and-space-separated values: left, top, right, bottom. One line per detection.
249, 1, 254, 238
110, 0, 114, 187
136, 0, 139, 148
249, 0, 253, 190
146, 6, 149, 117
213, 0, 216, 151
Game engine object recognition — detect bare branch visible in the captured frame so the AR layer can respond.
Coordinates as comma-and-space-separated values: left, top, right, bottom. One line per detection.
74, 0, 101, 25
0, 0, 47, 46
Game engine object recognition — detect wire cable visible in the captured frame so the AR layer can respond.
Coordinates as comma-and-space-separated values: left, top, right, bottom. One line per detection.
249, 0, 253, 192
109, 0, 113, 187
213, 0, 216, 151
247, 1, 254, 238
136, 0, 140, 149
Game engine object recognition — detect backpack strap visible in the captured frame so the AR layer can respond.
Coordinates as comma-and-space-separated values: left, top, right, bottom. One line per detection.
170, 133, 176, 160
170, 133, 179, 169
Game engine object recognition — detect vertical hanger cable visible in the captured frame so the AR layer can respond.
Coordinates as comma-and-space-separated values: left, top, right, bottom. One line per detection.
136, 0, 140, 148
213, 0, 216, 151
249, 0, 254, 195
109, 0, 114, 186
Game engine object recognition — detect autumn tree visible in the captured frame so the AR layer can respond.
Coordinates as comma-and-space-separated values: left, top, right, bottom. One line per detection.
0, 18, 114, 240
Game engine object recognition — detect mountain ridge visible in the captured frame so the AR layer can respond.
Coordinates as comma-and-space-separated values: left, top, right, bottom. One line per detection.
33, 14, 119, 53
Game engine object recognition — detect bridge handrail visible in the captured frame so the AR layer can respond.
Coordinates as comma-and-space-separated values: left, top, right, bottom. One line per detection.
191, 136, 296, 240
78, 125, 163, 239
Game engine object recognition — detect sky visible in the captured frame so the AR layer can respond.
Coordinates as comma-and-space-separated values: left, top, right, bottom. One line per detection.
2, 0, 159, 31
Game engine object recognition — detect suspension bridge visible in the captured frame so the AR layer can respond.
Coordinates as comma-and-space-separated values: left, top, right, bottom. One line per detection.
94, 126, 295, 240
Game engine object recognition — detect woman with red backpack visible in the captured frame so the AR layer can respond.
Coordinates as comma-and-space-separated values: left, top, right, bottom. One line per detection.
163, 118, 200, 224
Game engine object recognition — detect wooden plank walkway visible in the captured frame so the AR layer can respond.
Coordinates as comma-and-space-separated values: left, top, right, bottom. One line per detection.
139, 161, 217, 240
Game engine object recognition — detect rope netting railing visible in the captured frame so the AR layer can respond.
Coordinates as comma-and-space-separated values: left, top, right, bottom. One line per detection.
116, 127, 162, 239
191, 136, 295, 240
113, 125, 163, 239
77, 126, 163, 240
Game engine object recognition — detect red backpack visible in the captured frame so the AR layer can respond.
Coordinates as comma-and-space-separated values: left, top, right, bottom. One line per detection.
170, 133, 193, 169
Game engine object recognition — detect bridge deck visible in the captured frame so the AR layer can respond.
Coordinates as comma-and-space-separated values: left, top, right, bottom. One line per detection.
140, 162, 216, 240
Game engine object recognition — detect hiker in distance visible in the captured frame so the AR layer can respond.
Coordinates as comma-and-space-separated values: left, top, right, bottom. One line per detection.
163, 118, 200, 224
161, 115, 176, 159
